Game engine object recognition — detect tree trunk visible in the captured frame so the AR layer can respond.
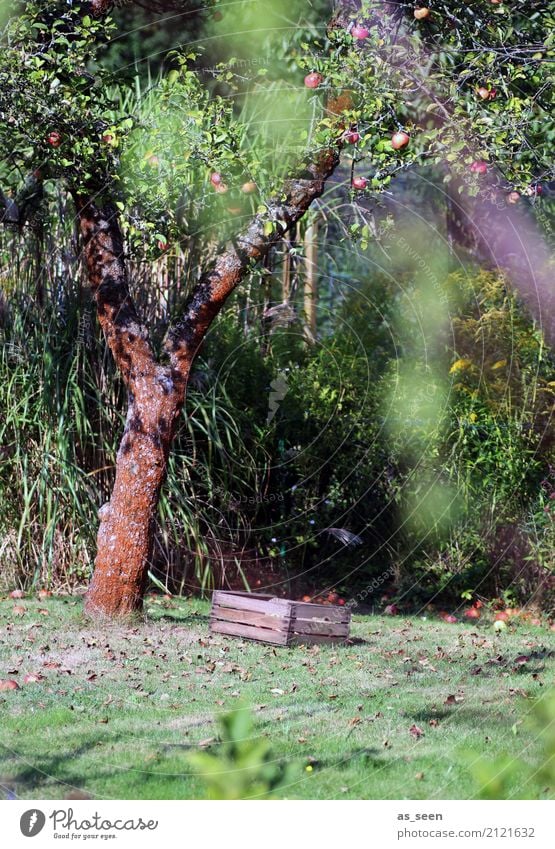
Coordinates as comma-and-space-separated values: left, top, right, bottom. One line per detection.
85, 365, 186, 617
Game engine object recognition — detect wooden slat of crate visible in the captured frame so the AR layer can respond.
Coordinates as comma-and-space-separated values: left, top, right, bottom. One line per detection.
210, 619, 290, 645
289, 632, 350, 646
292, 620, 350, 638
211, 604, 287, 631
212, 590, 290, 616
291, 602, 350, 623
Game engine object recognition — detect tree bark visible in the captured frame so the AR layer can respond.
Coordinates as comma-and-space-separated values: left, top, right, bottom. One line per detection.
84, 366, 186, 617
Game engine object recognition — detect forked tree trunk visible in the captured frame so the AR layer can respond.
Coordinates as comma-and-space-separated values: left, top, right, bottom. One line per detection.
75, 147, 340, 618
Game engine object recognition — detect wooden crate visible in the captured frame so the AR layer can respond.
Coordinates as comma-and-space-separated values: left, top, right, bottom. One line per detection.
209, 591, 351, 646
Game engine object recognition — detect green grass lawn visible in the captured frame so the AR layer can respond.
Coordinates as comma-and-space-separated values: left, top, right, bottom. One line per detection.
0, 594, 553, 800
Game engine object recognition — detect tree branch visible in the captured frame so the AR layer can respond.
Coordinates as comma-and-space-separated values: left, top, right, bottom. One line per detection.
164, 149, 341, 372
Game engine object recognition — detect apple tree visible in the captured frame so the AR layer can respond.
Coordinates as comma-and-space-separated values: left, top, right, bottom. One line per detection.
0, 0, 553, 617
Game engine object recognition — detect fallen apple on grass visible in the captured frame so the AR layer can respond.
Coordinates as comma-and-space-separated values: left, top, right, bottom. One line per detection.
441, 613, 458, 623
0, 679, 20, 691
9, 589, 24, 599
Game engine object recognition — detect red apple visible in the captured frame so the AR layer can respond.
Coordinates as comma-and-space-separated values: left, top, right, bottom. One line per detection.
47, 131, 62, 148
301, 595, 312, 603
23, 673, 42, 684
241, 181, 257, 194
304, 72, 323, 89
0, 679, 20, 691
343, 128, 361, 144
526, 184, 542, 197
507, 191, 520, 204
470, 160, 488, 175
414, 7, 430, 20
391, 131, 410, 150
338, 598, 346, 606
477, 87, 496, 101
37, 589, 52, 599
102, 133, 114, 144
494, 610, 509, 622
327, 592, 339, 603
441, 613, 458, 623
352, 176, 368, 190
464, 607, 480, 619
210, 172, 223, 186
351, 25, 370, 40
12, 605, 26, 616
384, 603, 398, 615
9, 589, 24, 599
158, 240, 168, 252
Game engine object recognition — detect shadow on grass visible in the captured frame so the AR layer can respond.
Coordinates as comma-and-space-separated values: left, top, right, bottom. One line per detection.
0, 739, 102, 798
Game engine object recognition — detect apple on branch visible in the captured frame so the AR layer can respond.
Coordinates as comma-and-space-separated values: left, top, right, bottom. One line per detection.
391, 131, 410, 150
241, 181, 257, 194
304, 72, 323, 89
47, 131, 62, 148
351, 24, 370, 40
343, 128, 361, 144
